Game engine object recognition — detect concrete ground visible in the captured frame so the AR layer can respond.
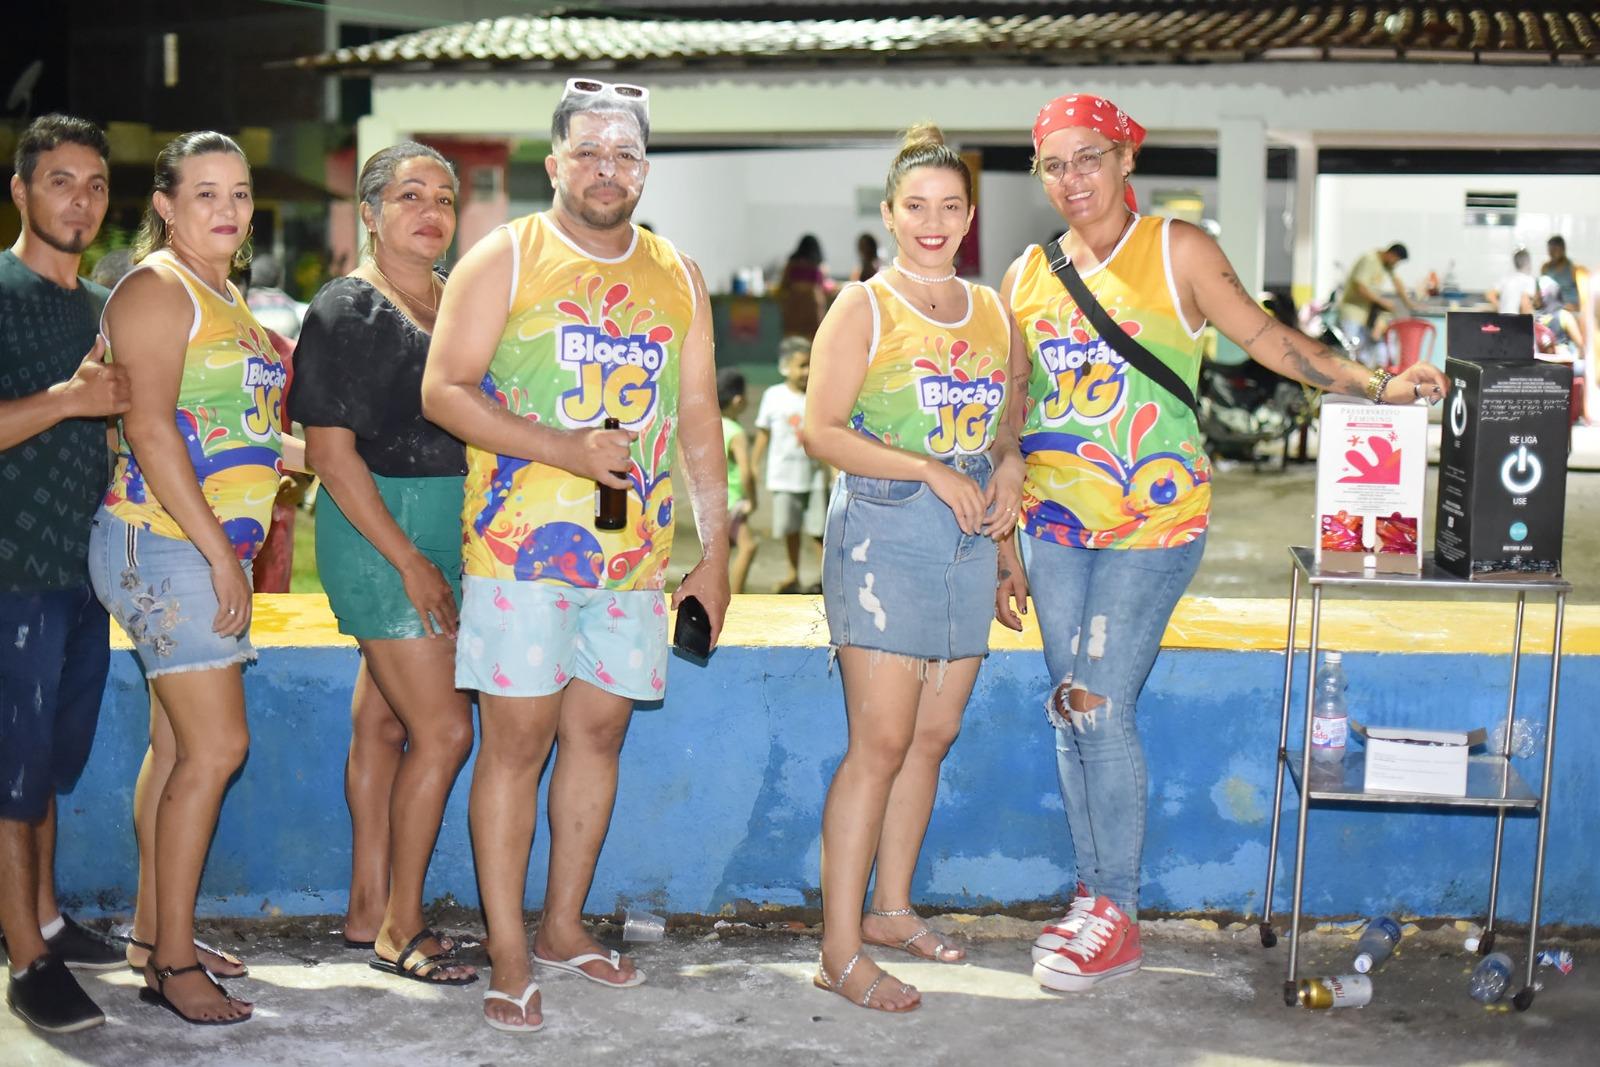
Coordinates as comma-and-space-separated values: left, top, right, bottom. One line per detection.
5, 915, 1596, 1066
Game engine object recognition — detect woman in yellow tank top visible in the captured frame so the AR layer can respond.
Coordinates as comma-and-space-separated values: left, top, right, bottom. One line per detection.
804, 124, 1028, 1013
89, 132, 276, 1025
997, 94, 1450, 995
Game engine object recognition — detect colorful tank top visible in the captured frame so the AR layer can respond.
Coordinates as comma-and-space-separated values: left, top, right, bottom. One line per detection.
462, 214, 694, 590
1012, 215, 1211, 549
103, 250, 285, 560
849, 276, 1011, 458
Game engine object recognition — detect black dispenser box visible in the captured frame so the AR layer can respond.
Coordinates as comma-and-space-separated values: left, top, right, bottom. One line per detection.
1434, 312, 1570, 579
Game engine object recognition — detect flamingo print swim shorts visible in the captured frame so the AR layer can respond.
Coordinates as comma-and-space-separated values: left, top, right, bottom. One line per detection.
456, 576, 669, 702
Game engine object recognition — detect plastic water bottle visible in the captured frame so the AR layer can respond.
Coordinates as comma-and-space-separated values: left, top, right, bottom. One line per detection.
1311, 651, 1349, 765
1352, 916, 1402, 973
1469, 952, 1514, 1004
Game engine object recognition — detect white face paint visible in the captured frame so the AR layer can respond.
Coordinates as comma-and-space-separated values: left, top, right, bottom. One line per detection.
551, 111, 649, 231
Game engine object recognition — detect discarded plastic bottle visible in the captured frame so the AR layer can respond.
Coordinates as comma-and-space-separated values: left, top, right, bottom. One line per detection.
595, 416, 628, 531
1311, 651, 1349, 765
1352, 915, 1402, 973
1469, 952, 1514, 1004
1295, 974, 1373, 1010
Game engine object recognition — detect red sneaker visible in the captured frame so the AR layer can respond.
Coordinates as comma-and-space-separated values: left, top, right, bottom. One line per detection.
1033, 897, 1142, 991
1030, 883, 1096, 965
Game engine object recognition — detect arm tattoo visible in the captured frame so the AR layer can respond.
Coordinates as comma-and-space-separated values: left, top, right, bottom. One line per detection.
1241, 314, 1274, 348
999, 566, 1013, 580
1278, 335, 1339, 389
1221, 271, 1252, 301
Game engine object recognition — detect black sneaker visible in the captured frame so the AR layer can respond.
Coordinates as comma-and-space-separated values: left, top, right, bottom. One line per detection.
6, 954, 105, 1033
45, 915, 125, 972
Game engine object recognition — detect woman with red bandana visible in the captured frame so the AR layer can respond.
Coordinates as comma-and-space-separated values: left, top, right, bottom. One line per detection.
996, 94, 1448, 992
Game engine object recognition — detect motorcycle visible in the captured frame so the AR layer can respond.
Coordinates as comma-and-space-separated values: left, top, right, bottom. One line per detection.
1197, 288, 1320, 466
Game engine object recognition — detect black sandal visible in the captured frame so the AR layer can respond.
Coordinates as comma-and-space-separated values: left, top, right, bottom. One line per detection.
369, 928, 477, 986
126, 935, 248, 977
139, 962, 251, 1026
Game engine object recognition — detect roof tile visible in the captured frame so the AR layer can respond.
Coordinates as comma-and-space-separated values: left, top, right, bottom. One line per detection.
298, 3, 1600, 74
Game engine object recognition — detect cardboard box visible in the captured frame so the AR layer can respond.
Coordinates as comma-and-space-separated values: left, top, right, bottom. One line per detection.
1315, 397, 1427, 572
1434, 313, 1571, 579
1355, 722, 1487, 797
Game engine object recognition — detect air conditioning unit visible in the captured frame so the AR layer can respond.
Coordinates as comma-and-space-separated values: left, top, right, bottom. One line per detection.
1464, 190, 1516, 227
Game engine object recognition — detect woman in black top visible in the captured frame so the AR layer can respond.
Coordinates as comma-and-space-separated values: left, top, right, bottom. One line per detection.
291, 142, 474, 985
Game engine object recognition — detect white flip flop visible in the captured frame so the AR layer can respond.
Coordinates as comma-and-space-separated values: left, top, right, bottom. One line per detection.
483, 979, 544, 1033
532, 949, 646, 988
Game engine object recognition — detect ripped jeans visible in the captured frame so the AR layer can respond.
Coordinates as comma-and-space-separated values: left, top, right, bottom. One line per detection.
1020, 533, 1205, 913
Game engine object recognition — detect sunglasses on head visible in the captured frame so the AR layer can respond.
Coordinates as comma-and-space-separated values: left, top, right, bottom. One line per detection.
563, 78, 650, 103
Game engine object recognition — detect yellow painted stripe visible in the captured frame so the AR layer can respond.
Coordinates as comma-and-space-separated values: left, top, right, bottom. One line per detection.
109, 594, 1597, 656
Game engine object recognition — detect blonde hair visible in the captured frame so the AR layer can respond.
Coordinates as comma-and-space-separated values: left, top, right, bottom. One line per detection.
132, 131, 252, 272
884, 122, 972, 204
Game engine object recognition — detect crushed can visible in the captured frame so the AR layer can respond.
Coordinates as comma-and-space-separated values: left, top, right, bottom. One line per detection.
1295, 974, 1374, 1010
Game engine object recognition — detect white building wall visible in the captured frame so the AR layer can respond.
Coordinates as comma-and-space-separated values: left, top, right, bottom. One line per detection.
1314, 174, 1600, 302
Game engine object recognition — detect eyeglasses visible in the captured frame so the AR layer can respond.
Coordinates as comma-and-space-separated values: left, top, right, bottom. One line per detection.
1038, 145, 1120, 184
563, 78, 650, 103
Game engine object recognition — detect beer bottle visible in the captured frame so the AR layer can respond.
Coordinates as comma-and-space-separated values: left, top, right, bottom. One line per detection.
596, 416, 628, 531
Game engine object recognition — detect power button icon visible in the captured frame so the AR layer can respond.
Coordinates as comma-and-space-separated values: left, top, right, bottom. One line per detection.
1448, 391, 1468, 438
1500, 444, 1543, 495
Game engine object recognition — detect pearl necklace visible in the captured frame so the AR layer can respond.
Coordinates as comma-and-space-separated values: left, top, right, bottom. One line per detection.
892, 258, 957, 285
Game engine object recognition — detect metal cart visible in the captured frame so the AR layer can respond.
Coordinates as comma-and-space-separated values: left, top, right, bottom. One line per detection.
1258, 547, 1569, 1011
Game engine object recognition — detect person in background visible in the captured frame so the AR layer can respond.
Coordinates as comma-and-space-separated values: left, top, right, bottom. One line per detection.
850, 232, 881, 283
1488, 249, 1537, 316
1336, 241, 1412, 366
778, 233, 830, 339
0, 113, 129, 1036
754, 336, 825, 593
719, 368, 760, 595
95, 131, 284, 1025
293, 141, 475, 986
243, 253, 307, 339
1540, 235, 1582, 313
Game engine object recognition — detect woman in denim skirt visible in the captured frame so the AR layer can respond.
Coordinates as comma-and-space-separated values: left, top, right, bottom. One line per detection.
90, 132, 283, 1025
802, 124, 1027, 1013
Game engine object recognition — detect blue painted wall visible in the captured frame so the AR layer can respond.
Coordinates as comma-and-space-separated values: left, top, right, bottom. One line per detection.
56, 641, 1598, 924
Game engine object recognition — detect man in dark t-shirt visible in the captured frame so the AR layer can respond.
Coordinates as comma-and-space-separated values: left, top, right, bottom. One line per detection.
0, 115, 128, 1034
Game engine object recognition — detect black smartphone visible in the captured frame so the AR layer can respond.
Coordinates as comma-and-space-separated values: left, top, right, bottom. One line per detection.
673, 595, 712, 661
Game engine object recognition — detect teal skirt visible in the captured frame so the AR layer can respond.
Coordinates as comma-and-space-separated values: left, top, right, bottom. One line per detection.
316, 474, 464, 640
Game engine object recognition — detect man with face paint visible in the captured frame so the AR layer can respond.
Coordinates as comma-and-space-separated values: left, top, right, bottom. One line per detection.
423, 79, 729, 1034
0, 114, 129, 1033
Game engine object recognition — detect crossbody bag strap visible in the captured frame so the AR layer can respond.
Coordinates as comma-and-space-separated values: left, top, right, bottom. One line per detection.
1043, 238, 1200, 418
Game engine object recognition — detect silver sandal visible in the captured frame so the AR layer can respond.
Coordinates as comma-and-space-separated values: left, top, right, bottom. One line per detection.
813, 950, 916, 1011
864, 906, 962, 962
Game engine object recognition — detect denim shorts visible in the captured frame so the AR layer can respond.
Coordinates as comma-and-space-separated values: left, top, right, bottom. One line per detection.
456, 577, 668, 702
0, 586, 110, 821
822, 452, 996, 661
88, 508, 257, 678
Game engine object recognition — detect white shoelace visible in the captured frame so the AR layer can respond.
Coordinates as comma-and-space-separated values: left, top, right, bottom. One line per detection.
1062, 913, 1117, 960
1043, 897, 1096, 937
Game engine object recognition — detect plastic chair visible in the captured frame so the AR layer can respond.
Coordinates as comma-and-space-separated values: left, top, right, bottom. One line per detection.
1382, 317, 1437, 372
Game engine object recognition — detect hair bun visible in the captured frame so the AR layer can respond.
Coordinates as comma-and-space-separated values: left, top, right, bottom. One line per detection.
899, 121, 946, 154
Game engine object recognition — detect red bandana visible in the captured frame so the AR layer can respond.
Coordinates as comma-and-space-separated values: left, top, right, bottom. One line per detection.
1031, 93, 1146, 211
